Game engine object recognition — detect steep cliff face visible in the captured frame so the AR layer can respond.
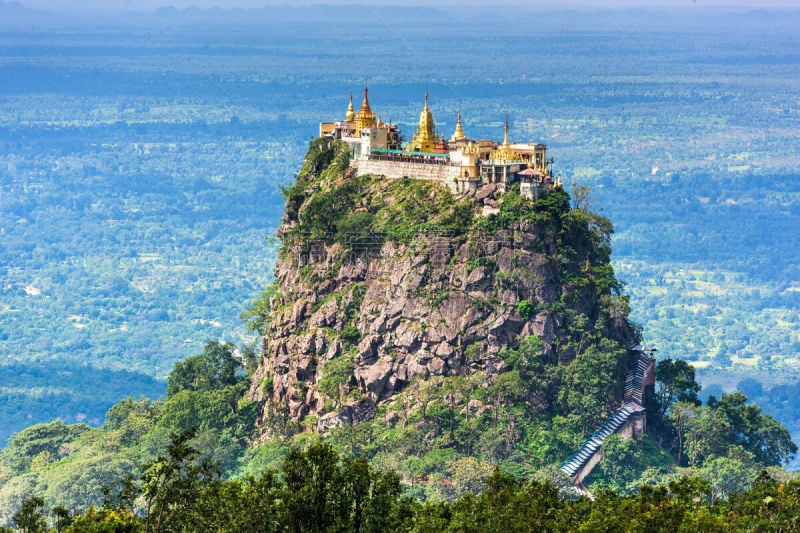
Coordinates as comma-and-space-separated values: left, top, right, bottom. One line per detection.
250, 139, 636, 437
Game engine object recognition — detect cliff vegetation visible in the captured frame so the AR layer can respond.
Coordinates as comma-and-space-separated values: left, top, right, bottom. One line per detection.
0, 139, 795, 524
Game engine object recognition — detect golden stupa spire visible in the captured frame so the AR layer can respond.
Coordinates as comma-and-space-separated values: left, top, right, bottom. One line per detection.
408, 91, 437, 152
450, 111, 466, 142
421, 93, 434, 133
355, 84, 376, 131
346, 93, 355, 121
360, 85, 371, 113
493, 114, 520, 161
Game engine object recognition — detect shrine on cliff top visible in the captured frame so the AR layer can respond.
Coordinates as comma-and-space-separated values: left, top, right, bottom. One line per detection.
319, 86, 560, 199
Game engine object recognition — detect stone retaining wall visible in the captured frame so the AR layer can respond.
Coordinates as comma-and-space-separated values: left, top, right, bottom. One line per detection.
355, 159, 461, 190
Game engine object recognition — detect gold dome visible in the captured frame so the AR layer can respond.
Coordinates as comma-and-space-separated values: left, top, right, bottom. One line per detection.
355, 85, 376, 131
346, 93, 355, 122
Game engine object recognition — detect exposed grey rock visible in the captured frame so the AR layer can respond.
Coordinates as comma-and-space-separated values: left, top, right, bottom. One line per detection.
250, 182, 636, 440
475, 183, 497, 201
354, 358, 392, 395
427, 358, 446, 375
357, 334, 381, 365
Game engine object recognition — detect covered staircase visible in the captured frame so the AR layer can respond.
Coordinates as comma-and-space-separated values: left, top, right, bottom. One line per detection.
559, 347, 655, 485
624, 354, 652, 404
559, 403, 640, 479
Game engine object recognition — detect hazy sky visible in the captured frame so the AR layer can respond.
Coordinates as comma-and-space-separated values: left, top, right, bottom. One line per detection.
15, 0, 800, 12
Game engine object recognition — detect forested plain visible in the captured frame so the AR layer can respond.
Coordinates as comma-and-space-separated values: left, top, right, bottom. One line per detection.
0, 3, 798, 462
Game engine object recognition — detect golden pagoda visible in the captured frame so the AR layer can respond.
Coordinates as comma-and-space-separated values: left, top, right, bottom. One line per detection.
492, 115, 521, 161
355, 85, 377, 131
408, 92, 438, 153
345, 93, 355, 122
450, 111, 466, 142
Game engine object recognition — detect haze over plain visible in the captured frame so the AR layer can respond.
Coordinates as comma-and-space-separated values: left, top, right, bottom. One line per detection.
13, 0, 800, 12
1, 0, 798, 468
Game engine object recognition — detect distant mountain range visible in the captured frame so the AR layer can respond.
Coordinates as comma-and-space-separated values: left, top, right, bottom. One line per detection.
0, 1, 46, 18
0, 2, 453, 25
2, 2, 798, 29
149, 4, 453, 24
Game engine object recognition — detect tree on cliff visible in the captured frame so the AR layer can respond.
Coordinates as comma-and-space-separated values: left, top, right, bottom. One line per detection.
11, 497, 47, 533
167, 341, 243, 397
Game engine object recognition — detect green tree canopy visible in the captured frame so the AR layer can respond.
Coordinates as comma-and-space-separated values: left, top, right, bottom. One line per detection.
2, 421, 89, 474
708, 391, 797, 466
11, 496, 47, 533
653, 359, 701, 417
166, 342, 244, 398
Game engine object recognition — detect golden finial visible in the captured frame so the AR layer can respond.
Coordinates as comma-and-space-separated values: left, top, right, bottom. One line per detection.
493, 114, 520, 162
450, 111, 466, 142
355, 84, 376, 131
360, 85, 371, 113
346, 93, 355, 121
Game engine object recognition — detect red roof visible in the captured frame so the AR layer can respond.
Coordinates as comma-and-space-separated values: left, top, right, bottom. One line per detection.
518, 167, 543, 176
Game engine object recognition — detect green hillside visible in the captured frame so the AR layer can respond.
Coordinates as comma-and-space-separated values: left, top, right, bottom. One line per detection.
0, 139, 794, 525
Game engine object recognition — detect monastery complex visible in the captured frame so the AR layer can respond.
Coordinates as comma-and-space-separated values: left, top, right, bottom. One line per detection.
320, 86, 559, 199
319, 87, 656, 494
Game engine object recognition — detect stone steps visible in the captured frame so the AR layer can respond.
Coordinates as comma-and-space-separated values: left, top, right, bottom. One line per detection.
560, 352, 655, 481
559, 405, 635, 478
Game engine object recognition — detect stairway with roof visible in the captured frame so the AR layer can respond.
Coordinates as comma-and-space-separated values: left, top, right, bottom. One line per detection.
624, 353, 652, 405
559, 348, 655, 485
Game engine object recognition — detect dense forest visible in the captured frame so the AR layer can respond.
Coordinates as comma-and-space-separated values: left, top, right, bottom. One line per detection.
0, 339, 796, 529
5, 440, 800, 532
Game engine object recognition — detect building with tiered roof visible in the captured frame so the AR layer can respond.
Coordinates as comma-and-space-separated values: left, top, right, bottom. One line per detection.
319, 87, 557, 198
